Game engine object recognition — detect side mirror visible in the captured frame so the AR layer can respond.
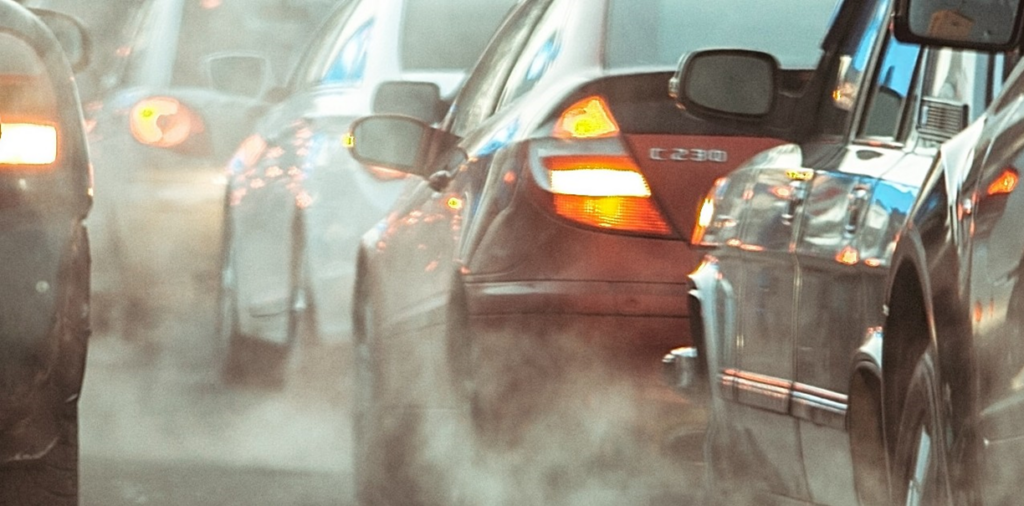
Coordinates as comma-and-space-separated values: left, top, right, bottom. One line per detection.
670, 49, 778, 120
204, 53, 271, 98
31, 9, 90, 73
893, 0, 1024, 51
348, 115, 459, 179
372, 81, 446, 124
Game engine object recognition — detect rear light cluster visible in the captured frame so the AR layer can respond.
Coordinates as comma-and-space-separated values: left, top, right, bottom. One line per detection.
130, 96, 204, 149
540, 95, 673, 237
0, 118, 57, 168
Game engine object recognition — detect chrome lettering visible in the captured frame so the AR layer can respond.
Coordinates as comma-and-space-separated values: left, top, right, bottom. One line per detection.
648, 147, 729, 163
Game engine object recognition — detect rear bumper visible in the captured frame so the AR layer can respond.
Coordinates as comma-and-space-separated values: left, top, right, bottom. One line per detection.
463, 279, 704, 451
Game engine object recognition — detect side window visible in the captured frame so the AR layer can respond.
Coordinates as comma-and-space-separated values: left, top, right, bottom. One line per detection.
920, 49, 994, 124
497, 0, 571, 108
858, 34, 922, 140
817, 0, 889, 136
446, 0, 555, 136
0, 32, 59, 167
306, 0, 376, 86
323, 19, 373, 86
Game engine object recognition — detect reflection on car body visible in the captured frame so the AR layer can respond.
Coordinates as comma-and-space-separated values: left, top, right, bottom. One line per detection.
0, 2, 91, 504
668, 0, 1008, 503
347, 0, 844, 503
871, 0, 1024, 502
216, 0, 517, 386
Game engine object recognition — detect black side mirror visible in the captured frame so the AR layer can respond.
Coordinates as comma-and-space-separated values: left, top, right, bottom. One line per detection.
893, 0, 1024, 51
348, 115, 459, 179
670, 49, 779, 121
31, 9, 90, 73
372, 81, 445, 124
204, 53, 271, 98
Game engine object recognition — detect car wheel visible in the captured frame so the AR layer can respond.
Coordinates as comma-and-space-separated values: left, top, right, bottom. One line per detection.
893, 349, 954, 506
0, 403, 79, 505
219, 239, 290, 389
352, 291, 381, 506
353, 275, 472, 506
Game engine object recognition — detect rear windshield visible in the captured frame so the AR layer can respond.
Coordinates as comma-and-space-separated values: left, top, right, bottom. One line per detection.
400, 0, 517, 71
606, 0, 843, 70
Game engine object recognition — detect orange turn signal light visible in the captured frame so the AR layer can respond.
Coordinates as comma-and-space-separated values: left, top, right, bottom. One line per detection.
553, 95, 620, 140
988, 167, 1019, 196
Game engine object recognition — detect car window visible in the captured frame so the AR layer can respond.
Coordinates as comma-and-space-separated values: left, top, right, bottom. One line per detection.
497, 0, 571, 107
858, 34, 922, 141
605, 0, 842, 71
306, 0, 376, 86
817, 0, 890, 136
169, 0, 315, 88
446, 0, 555, 137
400, 0, 517, 71
287, 0, 361, 89
921, 49, 994, 124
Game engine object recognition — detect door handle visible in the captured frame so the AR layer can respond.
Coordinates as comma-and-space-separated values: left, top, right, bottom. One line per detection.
844, 186, 870, 235
781, 181, 805, 224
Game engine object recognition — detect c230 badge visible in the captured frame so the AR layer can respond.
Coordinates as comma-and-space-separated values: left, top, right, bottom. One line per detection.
649, 147, 728, 163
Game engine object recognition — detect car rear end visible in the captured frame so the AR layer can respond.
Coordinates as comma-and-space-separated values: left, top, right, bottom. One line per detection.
0, 11, 91, 463
461, 0, 841, 452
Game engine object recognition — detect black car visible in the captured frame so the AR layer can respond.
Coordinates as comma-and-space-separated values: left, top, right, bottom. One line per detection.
346, 0, 843, 504
0, 3, 91, 504
877, 1, 1024, 504
660, 0, 1007, 503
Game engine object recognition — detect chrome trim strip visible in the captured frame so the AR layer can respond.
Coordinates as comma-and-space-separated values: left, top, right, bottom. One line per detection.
718, 369, 849, 430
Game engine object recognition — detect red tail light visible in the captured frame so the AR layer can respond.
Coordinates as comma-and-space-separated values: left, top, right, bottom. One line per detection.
0, 119, 58, 169
542, 155, 671, 236
130, 97, 204, 148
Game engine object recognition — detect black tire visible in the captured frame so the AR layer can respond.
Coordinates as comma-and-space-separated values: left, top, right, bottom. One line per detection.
0, 404, 79, 506
352, 275, 471, 506
218, 219, 296, 389
352, 292, 381, 506
893, 350, 953, 506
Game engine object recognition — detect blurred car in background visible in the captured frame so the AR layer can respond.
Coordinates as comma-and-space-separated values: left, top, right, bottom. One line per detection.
81, 0, 325, 339
216, 0, 517, 386
346, 0, 846, 504
662, 0, 1009, 503
0, 3, 92, 504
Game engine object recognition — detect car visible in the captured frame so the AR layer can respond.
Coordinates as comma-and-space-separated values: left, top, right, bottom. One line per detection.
660, 0, 1009, 503
875, 0, 1024, 503
83, 0, 323, 340
0, 2, 92, 503
345, 0, 845, 503
216, 0, 518, 387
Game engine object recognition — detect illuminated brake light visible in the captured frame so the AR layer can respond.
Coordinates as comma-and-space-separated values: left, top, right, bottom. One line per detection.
988, 167, 1019, 196
553, 96, 620, 139
0, 122, 58, 166
130, 97, 203, 148
543, 155, 671, 236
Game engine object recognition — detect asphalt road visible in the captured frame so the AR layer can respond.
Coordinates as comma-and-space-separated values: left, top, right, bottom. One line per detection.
77, 275, 354, 506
